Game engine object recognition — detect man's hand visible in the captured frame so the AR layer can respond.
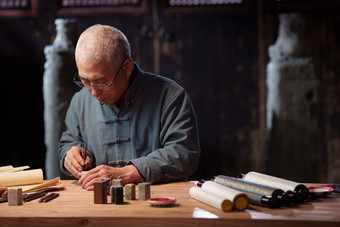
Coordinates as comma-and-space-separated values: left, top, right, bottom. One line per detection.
64, 146, 90, 179
78, 164, 144, 191
0, 186, 8, 198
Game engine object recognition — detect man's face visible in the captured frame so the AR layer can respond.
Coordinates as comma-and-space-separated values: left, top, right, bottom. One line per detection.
76, 58, 130, 105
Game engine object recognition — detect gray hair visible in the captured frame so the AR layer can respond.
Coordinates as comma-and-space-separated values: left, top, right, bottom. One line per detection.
75, 24, 131, 66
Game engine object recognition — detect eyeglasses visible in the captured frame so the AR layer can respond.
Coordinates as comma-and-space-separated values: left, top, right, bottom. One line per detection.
73, 57, 127, 91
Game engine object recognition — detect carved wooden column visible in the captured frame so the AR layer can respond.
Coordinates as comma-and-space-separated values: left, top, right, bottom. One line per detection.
266, 13, 318, 182
43, 19, 77, 179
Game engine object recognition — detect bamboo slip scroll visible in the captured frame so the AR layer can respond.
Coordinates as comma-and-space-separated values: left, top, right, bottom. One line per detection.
212, 176, 279, 208
0, 169, 43, 187
213, 175, 291, 206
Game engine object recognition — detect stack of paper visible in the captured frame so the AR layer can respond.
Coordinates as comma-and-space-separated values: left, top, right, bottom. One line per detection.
0, 165, 64, 193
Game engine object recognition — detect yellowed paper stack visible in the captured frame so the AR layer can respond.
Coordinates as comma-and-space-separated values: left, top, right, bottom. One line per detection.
0, 168, 43, 187
0, 165, 64, 193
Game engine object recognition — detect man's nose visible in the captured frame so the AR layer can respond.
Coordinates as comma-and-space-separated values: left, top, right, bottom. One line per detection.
89, 87, 102, 97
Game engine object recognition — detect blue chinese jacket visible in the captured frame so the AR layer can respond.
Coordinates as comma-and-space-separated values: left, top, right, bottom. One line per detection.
58, 63, 200, 183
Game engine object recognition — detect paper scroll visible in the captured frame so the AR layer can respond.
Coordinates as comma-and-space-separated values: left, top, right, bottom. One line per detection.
189, 186, 233, 212
242, 171, 300, 192
241, 171, 309, 202
0, 169, 43, 187
199, 181, 249, 211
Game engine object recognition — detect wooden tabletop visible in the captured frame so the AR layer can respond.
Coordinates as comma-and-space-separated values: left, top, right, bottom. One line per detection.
1, 180, 340, 226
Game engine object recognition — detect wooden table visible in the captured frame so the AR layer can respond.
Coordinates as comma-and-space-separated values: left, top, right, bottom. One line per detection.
1, 180, 339, 226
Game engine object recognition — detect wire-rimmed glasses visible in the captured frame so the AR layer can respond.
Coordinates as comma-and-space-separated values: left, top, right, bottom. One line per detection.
73, 57, 128, 91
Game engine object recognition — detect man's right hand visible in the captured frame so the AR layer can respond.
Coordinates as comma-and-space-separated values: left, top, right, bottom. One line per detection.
64, 146, 90, 179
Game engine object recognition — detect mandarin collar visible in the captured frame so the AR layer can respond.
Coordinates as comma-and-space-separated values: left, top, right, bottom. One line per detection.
122, 62, 144, 106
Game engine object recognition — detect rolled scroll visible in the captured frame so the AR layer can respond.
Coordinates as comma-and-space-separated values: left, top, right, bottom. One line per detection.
0, 169, 43, 187
240, 190, 277, 208
241, 171, 309, 202
198, 181, 249, 211
213, 175, 291, 206
213, 183, 278, 208
189, 186, 233, 212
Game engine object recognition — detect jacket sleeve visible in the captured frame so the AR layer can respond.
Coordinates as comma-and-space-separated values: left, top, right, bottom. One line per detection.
130, 90, 201, 184
58, 93, 95, 176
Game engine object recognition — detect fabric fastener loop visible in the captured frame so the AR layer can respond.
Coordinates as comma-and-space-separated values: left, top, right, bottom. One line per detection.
105, 117, 130, 123
105, 138, 131, 145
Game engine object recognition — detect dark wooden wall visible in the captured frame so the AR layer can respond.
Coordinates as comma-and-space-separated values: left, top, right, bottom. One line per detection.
1, 15, 46, 170
1, 0, 340, 183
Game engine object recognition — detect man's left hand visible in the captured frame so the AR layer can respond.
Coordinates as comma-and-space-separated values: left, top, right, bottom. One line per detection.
78, 164, 144, 190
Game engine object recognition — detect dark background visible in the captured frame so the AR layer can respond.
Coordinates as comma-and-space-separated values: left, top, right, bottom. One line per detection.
1, 0, 340, 183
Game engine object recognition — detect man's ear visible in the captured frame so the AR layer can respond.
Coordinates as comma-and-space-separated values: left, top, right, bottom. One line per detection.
124, 58, 134, 77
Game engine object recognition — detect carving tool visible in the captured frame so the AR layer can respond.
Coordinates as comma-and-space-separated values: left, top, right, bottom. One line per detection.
81, 144, 87, 171
23, 191, 47, 202
39, 193, 59, 203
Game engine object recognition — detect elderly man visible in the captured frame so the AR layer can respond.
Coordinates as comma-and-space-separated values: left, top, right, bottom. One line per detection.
58, 24, 200, 190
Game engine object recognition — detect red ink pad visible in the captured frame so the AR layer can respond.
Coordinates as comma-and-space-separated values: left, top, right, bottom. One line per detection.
308, 186, 333, 197
147, 197, 177, 207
